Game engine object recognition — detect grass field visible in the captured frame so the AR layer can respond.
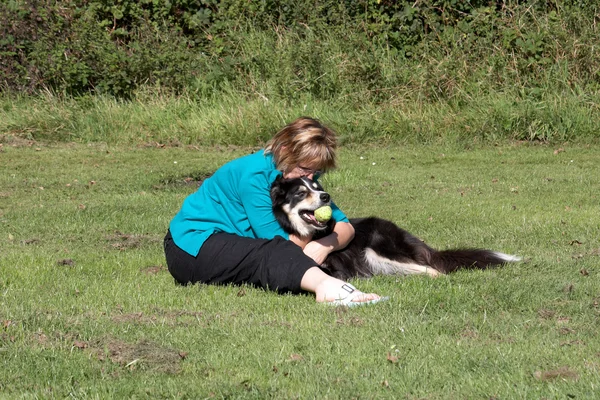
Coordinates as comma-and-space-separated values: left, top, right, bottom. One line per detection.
1, 139, 599, 398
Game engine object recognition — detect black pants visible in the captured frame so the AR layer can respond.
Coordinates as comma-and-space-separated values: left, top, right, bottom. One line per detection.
164, 230, 316, 293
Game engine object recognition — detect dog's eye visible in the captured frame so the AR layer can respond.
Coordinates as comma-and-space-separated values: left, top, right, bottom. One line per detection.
294, 191, 307, 199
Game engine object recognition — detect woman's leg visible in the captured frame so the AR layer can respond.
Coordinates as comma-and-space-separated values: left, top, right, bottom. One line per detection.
165, 231, 382, 303
165, 231, 314, 292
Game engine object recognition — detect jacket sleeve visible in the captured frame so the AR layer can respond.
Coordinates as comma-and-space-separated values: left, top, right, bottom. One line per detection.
330, 201, 350, 223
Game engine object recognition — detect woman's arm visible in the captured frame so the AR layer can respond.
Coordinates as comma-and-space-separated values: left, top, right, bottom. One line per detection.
300, 221, 355, 265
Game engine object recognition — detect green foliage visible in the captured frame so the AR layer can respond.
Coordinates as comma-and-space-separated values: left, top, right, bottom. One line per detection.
1, 0, 599, 104
0, 0, 207, 96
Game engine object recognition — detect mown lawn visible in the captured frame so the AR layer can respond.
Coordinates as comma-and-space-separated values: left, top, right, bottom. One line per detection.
1, 140, 599, 398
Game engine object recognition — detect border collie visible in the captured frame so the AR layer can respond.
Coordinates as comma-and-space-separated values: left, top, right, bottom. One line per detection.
270, 176, 520, 280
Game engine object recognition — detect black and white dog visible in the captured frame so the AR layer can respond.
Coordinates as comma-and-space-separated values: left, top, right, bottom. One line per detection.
270, 176, 520, 280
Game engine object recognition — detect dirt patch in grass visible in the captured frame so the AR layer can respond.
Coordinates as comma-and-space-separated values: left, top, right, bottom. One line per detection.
459, 327, 479, 339
25, 328, 187, 375
57, 258, 76, 267
105, 231, 162, 250
333, 307, 364, 326
153, 171, 214, 190
140, 265, 166, 275
533, 366, 579, 381
262, 319, 293, 329
488, 333, 516, 345
538, 308, 556, 319
83, 337, 187, 374
0, 132, 36, 147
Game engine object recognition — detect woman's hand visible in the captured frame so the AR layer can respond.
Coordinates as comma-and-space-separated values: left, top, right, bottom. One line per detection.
289, 234, 330, 265
302, 221, 355, 265
302, 241, 332, 265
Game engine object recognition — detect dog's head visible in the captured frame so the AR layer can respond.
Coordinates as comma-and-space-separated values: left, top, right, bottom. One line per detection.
270, 176, 334, 238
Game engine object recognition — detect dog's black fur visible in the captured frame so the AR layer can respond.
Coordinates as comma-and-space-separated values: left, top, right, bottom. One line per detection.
270, 176, 520, 280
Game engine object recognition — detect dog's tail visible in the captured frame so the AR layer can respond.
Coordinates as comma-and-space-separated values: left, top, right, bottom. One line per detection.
430, 249, 521, 274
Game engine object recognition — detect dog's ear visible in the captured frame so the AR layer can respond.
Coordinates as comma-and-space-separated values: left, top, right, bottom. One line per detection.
270, 175, 286, 205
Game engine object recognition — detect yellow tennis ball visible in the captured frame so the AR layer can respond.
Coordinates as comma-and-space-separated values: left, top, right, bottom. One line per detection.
314, 206, 332, 222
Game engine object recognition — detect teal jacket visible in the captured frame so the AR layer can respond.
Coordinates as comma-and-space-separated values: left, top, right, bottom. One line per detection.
169, 150, 349, 256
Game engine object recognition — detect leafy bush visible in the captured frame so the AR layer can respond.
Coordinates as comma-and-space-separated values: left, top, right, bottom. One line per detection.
1, 0, 599, 103
1, 0, 207, 96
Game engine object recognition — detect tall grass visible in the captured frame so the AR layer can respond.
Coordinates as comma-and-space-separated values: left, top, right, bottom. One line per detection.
2, 87, 599, 145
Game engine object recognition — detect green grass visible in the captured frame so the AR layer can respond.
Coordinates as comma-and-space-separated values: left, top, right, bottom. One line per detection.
1, 141, 599, 398
2, 90, 600, 145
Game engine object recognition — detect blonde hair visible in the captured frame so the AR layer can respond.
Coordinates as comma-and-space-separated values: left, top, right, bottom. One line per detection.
265, 117, 337, 174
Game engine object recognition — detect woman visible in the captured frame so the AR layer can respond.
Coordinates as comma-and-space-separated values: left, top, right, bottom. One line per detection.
164, 117, 385, 306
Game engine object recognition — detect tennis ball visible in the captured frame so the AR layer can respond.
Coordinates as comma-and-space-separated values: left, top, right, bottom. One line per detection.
314, 206, 332, 223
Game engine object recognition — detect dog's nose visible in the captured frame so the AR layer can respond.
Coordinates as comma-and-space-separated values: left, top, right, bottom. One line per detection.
320, 192, 330, 202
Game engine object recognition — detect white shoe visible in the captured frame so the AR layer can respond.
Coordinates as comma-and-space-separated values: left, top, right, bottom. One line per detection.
325, 283, 388, 307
